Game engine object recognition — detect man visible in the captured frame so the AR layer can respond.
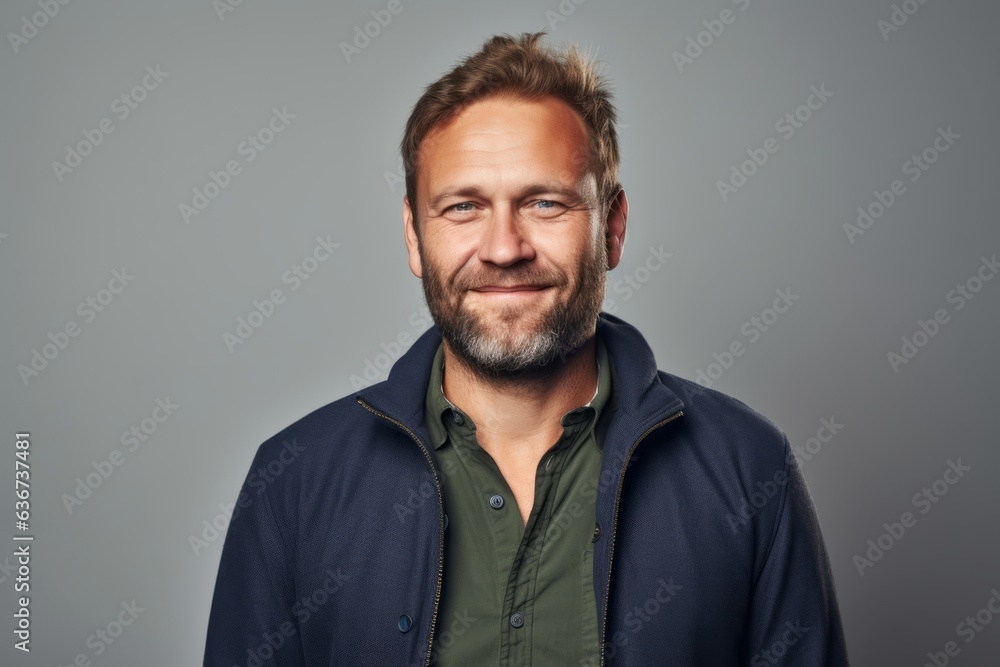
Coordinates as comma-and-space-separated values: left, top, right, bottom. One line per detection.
205, 31, 849, 666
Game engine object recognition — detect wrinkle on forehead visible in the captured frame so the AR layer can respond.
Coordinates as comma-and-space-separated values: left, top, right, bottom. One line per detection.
417, 96, 595, 205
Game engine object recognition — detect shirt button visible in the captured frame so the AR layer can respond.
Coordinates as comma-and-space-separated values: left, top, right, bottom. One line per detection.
397, 614, 412, 633
452, 411, 464, 425
489, 494, 505, 510
510, 612, 525, 628
592, 522, 601, 542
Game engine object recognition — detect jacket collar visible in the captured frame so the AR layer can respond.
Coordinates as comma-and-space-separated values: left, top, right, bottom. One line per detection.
355, 311, 684, 461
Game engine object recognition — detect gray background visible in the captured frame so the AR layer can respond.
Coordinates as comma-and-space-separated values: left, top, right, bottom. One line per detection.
1, 0, 998, 665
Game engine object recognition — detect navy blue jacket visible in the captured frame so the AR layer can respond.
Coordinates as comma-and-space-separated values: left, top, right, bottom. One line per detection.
205, 312, 849, 666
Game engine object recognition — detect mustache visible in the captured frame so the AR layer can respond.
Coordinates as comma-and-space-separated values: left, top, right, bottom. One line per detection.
458, 271, 562, 290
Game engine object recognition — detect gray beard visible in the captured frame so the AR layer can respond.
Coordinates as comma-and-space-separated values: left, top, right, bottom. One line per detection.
419, 237, 607, 382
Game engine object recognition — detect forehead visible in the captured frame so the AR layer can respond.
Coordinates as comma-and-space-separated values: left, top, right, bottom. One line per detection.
417, 95, 592, 192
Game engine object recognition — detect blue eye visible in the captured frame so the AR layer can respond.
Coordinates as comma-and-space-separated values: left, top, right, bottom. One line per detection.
451, 202, 475, 212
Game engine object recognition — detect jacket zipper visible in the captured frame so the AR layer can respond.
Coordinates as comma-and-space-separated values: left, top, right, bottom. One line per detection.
599, 409, 684, 667
357, 398, 445, 667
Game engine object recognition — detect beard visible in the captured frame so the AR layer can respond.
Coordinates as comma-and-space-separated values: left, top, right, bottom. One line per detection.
418, 227, 608, 382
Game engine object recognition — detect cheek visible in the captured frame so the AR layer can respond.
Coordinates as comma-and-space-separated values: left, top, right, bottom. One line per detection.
553, 238, 596, 271
423, 249, 470, 290
440, 242, 486, 281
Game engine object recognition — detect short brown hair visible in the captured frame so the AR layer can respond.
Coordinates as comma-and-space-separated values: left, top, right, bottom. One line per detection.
400, 31, 622, 225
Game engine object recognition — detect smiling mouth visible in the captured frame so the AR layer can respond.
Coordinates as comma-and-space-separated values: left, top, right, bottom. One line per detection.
471, 285, 551, 295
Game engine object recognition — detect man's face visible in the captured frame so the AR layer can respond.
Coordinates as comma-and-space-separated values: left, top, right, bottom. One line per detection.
403, 95, 616, 379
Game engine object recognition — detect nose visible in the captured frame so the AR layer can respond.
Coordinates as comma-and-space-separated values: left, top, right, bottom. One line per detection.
477, 204, 535, 267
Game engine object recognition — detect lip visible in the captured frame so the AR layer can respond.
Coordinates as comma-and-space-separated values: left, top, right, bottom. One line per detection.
472, 285, 550, 293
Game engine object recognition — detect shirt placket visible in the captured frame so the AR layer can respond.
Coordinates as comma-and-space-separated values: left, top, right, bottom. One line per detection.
505, 414, 592, 666
442, 399, 598, 666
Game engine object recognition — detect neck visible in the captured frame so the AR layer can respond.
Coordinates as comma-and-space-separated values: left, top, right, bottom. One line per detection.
441, 335, 599, 457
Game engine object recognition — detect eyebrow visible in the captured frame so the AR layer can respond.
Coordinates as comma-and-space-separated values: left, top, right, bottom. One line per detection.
426, 183, 586, 211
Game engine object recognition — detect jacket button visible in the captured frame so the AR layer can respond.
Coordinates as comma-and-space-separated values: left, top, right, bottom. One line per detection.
397, 614, 412, 633
510, 612, 525, 628
452, 412, 464, 425
489, 494, 504, 510
592, 522, 601, 542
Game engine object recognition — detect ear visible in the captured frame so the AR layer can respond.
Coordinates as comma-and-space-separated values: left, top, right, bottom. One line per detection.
605, 188, 628, 270
403, 195, 423, 279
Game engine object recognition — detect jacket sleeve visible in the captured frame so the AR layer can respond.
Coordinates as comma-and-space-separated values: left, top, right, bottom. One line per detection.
203, 444, 305, 666
742, 434, 850, 666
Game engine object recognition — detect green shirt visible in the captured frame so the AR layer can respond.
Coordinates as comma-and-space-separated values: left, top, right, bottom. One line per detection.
424, 335, 615, 666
